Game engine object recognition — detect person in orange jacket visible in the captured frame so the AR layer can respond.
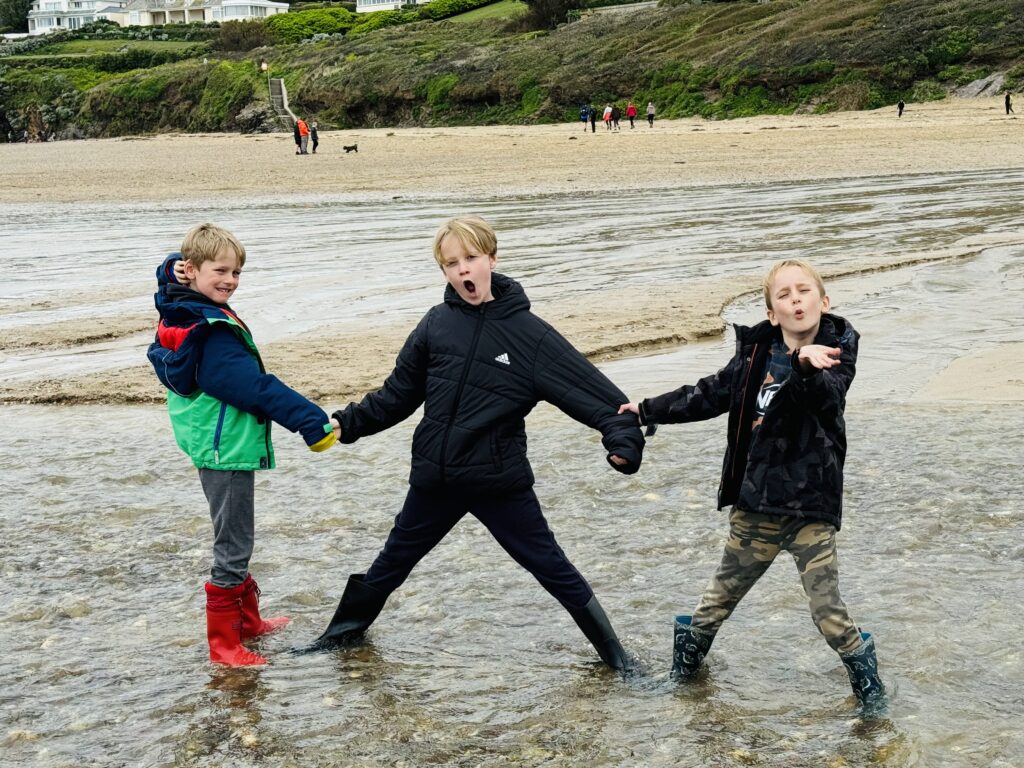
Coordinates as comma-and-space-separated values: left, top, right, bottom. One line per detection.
296, 118, 310, 155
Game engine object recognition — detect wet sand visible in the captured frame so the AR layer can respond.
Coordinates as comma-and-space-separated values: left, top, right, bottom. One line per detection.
2, 97, 1023, 405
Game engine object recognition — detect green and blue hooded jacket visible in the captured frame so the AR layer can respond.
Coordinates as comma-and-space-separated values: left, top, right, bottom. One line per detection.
147, 254, 335, 470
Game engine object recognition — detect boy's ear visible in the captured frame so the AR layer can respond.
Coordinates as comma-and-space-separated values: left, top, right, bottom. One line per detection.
821, 294, 831, 312
766, 307, 779, 326
182, 259, 198, 280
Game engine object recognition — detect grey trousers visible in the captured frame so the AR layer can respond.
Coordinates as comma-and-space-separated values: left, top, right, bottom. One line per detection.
199, 469, 255, 588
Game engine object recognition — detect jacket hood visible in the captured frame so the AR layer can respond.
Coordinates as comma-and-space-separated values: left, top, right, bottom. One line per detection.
155, 282, 238, 326
443, 272, 530, 320
150, 258, 245, 397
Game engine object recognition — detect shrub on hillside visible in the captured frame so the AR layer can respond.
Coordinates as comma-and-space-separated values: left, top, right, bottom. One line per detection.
348, 9, 419, 36
516, 0, 583, 30
265, 7, 354, 42
417, 0, 498, 21
214, 19, 274, 51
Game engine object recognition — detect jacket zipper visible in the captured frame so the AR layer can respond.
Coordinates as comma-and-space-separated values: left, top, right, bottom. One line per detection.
439, 305, 487, 482
213, 401, 228, 464
729, 343, 758, 486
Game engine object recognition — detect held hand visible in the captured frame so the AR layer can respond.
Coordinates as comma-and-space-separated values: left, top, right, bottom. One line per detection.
330, 417, 342, 440
609, 455, 628, 466
798, 345, 842, 370
173, 259, 190, 286
617, 403, 640, 416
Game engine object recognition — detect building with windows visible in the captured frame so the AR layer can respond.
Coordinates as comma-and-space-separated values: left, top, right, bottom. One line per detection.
27, 0, 288, 35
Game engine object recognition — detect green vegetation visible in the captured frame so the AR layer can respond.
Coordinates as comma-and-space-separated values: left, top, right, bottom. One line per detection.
25, 39, 200, 55
449, 0, 527, 23
265, 7, 356, 43
2, 0, 1024, 140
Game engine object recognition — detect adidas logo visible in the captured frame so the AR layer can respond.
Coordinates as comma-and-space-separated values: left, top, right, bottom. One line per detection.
494, 353, 510, 366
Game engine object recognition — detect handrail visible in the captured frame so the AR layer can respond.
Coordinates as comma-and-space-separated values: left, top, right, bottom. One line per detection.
269, 77, 296, 126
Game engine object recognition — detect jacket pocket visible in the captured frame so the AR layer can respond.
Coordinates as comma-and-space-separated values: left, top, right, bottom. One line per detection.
489, 431, 504, 472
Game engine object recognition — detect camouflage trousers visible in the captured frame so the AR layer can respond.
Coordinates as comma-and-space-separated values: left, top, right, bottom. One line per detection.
691, 509, 862, 655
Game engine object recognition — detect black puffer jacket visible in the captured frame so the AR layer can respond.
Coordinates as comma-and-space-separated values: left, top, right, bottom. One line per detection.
639, 314, 857, 530
335, 274, 645, 495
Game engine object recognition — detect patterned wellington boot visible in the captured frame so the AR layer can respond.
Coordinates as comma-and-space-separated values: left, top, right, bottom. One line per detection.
840, 631, 886, 715
670, 615, 715, 680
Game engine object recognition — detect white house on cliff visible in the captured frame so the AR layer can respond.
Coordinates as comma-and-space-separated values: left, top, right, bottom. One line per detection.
27, 0, 288, 35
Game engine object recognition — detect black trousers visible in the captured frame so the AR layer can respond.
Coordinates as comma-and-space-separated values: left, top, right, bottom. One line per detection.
363, 485, 594, 609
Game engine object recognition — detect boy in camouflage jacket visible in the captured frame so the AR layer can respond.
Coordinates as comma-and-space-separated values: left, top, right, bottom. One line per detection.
620, 259, 885, 711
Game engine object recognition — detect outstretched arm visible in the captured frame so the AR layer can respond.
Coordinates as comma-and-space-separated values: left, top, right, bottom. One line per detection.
534, 327, 644, 473
332, 314, 430, 443
197, 324, 336, 451
634, 359, 736, 427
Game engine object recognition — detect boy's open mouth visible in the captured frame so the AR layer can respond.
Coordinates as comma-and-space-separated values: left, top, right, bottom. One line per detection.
463, 280, 476, 294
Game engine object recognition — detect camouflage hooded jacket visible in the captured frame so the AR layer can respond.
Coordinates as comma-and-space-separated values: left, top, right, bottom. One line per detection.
638, 314, 858, 530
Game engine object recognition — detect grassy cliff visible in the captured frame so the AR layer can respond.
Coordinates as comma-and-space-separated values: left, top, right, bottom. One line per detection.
3, 0, 1024, 139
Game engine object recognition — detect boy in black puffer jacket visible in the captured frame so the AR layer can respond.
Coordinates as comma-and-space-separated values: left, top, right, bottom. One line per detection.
620, 259, 885, 712
299, 216, 645, 670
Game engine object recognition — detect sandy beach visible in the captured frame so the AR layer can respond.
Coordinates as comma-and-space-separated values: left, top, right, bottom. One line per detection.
3, 97, 1023, 204
2, 96, 1023, 405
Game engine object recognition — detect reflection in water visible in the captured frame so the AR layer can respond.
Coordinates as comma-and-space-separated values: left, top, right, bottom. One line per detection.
2, 172, 1023, 766
176, 669, 267, 763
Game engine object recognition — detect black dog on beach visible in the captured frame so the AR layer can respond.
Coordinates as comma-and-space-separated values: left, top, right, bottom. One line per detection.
343, 144, 358, 153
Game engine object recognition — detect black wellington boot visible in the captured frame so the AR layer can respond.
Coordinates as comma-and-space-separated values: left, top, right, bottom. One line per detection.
567, 596, 632, 671
293, 574, 389, 654
670, 614, 716, 680
840, 631, 886, 715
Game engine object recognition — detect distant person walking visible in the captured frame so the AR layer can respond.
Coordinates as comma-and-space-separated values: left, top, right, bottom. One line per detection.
588, 103, 597, 133
646, 101, 656, 127
611, 104, 621, 131
310, 121, 319, 154
897, 99, 905, 118
579, 103, 589, 132
626, 101, 638, 129
1006, 92, 1014, 115
603, 104, 613, 131
297, 118, 310, 154
293, 121, 302, 154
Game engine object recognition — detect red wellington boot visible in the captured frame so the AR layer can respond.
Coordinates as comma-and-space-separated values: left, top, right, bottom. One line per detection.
239, 574, 291, 640
205, 582, 268, 666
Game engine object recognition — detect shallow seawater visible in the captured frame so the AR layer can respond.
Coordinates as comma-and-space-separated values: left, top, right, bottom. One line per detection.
1, 170, 1022, 767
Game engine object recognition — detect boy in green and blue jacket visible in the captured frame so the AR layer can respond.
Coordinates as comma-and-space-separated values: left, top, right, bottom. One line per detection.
148, 223, 336, 667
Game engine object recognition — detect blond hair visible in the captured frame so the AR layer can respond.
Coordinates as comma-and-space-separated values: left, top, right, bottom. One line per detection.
762, 259, 826, 310
432, 216, 497, 267
180, 223, 246, 268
